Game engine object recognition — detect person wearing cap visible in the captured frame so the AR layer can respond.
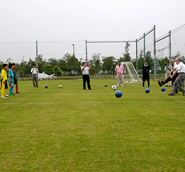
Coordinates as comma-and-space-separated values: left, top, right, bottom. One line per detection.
81, 62, 92, 90
168, 57, 185, 96
115, 61, 125, 87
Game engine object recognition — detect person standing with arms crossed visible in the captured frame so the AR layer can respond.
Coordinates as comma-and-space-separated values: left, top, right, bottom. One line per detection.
115, 61, 125, 87
81, 62, 92, 90
31, 64, 38, 88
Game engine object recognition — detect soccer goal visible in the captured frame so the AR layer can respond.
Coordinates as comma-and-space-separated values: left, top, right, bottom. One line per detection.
121, 62, 141, 83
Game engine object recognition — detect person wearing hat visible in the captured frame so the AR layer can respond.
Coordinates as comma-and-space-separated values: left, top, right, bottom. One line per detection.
168, 57, 185, 96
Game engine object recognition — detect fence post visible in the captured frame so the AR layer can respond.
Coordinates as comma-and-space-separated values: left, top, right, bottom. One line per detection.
85, 40, 88, 63
136, 39, 138, 72
169, 30, 171, 60
36, 40, 38, 76
154, 25, 156, 80
143, 33, 146, 61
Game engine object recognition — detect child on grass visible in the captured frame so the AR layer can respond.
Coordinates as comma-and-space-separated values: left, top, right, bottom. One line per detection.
8, 63, 15, 96
1, 64, 8, 98
12, 63, 20, 94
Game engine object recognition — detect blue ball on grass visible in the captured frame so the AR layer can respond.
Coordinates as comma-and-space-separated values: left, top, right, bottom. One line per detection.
161, 87, 165, 92
45, 85, 48, 88
145, 88, 150, 93
115, 91, 122, 98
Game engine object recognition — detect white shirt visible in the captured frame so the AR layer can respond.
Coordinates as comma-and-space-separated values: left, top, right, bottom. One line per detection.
173, 62, 177, 69
176, 62, 185, 73
31, 68, 38, 74
81, 66, 89, 75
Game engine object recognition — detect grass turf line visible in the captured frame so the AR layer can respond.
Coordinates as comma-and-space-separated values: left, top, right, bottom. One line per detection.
0, 79, 185, 171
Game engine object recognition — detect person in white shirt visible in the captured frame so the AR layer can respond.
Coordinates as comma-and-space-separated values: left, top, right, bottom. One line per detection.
81, 62, 92, 90
169, 57, 185, 96
31, 64, 38, 88
158, 59, 178, 93
164, 61, 172, 87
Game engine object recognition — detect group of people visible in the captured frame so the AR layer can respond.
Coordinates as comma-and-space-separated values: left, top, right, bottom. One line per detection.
81, 61, 126, 90
0, 63, 20, 98
1, 59, 184, 98
82, 58, 185, 97
158, 58, 185, 96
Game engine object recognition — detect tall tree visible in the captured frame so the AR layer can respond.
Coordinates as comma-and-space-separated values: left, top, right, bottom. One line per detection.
37, 55, 46, 73
54, 66, 62, 76
48, 58, 58, 67
64, 53, 81, 75
145, 51, 154, 71
89, 53, 101, 75
138, 50, 144, 73
102, 56, 116, 74
44, 64, 55, 76
58, 58, 67, 74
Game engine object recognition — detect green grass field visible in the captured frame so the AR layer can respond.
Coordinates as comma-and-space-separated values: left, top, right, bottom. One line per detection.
0, 79, 185, 171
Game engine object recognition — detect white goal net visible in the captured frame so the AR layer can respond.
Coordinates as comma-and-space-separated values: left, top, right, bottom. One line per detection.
121, 62, 141, 83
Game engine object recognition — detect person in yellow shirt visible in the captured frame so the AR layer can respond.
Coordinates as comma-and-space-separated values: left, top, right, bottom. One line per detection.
1, 64, 8, 98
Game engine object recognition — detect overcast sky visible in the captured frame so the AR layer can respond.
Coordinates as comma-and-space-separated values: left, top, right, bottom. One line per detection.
0, 0, 185, 62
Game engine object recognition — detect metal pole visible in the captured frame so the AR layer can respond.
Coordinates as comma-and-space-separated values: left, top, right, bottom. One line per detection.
136, 39, 138, 72
36, 40, 38, 76
169, 30, 172, 60
72, 44, 75, 56
85, 40, 88, 62
144, 33, 146, 61
154, 25, 156, 80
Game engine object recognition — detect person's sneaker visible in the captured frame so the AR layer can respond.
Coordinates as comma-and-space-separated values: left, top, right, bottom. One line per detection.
4, 95, 9, 97
166, 85, 168, 87
183, 92, 185, 96
168, 94, 174, 96
158, 80, 162, 87
9, 93, 15, 96
16, 92, 20, 94
1, 96, 6, 98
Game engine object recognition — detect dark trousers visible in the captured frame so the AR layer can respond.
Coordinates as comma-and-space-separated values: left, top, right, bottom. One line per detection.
83, 75, 91, 90
162, 73, 178, 85
142, 75, 150, 87
162, 73, 178, 93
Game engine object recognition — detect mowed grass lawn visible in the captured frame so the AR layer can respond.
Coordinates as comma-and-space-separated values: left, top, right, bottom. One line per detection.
0, 79, 185, 171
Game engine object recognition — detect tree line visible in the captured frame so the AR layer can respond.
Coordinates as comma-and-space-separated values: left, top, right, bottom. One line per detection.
0, 51, 184, 77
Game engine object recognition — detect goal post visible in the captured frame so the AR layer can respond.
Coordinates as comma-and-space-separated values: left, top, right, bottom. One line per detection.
121, 62, 141, 83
